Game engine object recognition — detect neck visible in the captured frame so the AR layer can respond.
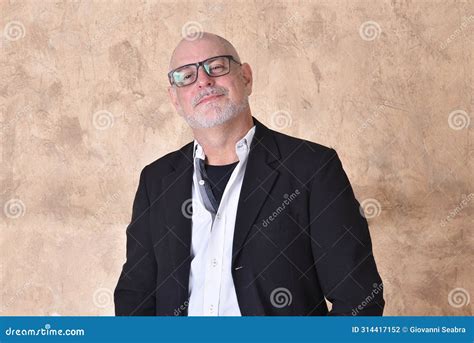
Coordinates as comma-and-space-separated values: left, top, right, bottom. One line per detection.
193, 113, 254, 165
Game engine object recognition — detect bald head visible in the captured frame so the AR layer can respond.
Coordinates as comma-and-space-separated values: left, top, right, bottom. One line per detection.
167, 31, 253, 130
168, 32, 241, 72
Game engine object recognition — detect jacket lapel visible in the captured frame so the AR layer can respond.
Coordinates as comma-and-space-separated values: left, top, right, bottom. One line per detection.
232, 118, 280, 266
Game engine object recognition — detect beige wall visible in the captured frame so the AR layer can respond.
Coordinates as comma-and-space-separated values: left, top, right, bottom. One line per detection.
1, 0, 472, 316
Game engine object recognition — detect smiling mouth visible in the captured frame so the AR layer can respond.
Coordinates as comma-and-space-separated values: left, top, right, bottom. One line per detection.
197, 94, 224, 106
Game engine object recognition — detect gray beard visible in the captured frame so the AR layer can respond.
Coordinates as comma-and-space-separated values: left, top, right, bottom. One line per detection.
179, 96, 249, 129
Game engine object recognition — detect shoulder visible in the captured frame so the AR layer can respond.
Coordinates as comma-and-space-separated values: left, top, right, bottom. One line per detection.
269, 128, 337, 164
140, 141, 193, 179
264, 128, 346, 187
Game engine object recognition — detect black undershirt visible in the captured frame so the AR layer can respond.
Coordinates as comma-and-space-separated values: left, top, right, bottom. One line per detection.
204, 161, 239, 207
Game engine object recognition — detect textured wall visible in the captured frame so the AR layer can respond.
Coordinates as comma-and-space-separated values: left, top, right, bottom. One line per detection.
1, 0, 472, 316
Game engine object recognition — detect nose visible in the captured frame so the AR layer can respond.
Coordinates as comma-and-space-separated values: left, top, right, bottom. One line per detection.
196, 66, 215, 88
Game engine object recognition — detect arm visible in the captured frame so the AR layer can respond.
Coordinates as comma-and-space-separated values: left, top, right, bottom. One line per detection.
114, 166, 157, 315
309, 149, 384, 316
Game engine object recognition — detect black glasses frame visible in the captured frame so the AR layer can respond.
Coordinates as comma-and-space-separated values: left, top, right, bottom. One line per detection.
168, 55, 242, 87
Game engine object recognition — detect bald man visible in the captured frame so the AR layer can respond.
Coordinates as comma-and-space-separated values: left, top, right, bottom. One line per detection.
114, 32, 385, 316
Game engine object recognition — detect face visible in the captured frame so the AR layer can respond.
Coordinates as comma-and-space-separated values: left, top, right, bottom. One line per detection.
167, 39, 253, 129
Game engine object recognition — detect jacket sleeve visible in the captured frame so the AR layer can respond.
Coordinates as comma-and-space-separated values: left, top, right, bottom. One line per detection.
114, 166, 157, 315
309, 148, 385, 316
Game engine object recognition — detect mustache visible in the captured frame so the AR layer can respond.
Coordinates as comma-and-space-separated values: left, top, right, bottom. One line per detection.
192, 87, 229, 107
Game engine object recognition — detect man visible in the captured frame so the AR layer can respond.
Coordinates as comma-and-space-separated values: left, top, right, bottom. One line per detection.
114, 32, 385, 316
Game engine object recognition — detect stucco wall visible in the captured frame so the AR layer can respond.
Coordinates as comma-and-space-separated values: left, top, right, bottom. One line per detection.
1, 0, 472, 315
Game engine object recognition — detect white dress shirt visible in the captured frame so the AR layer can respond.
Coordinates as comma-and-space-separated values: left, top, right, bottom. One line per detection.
187, 124, 256, 316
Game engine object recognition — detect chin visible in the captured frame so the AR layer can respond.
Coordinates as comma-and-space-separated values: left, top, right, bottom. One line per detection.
189, 112, 237, 129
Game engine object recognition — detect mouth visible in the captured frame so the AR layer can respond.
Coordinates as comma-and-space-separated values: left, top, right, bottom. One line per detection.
196, 94, 224, 106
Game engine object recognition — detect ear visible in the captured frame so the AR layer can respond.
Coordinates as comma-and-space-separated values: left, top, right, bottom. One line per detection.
240, 63, 253, 96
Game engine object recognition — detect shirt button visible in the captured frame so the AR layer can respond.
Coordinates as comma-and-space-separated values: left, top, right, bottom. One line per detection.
216, 213, 221, 220
209, 305, 214, 313
198, 180, 205, 186
211, 258, 218, 267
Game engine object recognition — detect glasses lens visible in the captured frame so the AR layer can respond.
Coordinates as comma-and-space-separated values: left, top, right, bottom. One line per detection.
204, 56, 230, 76
172, 65, 197, 87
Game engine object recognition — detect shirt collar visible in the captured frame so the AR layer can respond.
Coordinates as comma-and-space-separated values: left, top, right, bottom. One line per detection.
193, 125, 256, 161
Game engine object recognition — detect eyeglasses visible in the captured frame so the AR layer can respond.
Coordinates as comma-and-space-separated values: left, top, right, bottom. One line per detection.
168, 55, 242, 87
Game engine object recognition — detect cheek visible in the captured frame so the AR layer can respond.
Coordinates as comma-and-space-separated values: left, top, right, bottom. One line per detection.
229, 88, 246, 103
176, 92, 193, 109
226, 80, 245, 101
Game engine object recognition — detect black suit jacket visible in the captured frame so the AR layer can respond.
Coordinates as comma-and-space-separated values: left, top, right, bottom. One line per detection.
114, 117, 385, 316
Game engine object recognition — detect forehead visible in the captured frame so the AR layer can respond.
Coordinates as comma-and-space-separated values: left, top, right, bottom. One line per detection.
169, 39, 230, 71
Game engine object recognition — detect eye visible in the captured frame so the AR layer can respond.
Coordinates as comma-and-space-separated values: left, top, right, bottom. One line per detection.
174, 69, 195, 82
